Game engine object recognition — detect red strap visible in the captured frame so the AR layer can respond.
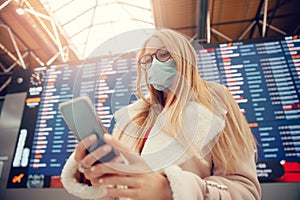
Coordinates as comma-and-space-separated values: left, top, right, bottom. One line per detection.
141, 126, 152, 151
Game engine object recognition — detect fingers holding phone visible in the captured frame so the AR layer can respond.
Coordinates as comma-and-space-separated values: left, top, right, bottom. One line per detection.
74, 134, 112, 168
79, 145, 113, 173
74, 134, 98, 163
73, 134, 114, 181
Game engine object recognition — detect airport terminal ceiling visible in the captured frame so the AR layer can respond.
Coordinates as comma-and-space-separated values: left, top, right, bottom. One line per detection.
0, 0, 299, 94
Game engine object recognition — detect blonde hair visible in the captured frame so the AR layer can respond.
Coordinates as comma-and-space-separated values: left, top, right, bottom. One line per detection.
116, 29, 257, 173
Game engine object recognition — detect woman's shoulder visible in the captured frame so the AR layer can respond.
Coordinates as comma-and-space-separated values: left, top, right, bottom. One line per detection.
114, 98, 147, 120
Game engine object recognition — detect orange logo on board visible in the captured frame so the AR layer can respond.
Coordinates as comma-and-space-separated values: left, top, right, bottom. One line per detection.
12, 173, 24, 183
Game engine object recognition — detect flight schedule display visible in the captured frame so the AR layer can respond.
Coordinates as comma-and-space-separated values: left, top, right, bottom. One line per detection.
7, 57, 137, 188
199, 35, 300, 182
7, 35, 300, 188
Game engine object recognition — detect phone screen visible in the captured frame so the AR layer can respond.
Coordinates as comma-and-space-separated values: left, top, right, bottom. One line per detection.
59, 96, 116, 163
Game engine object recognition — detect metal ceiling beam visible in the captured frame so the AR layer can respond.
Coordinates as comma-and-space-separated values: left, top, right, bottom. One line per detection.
29, 51, 44, 66
174, 25, 197, 31
211, 28, 232, 41
0, 76, 12, 93
0, 0, 12, 10
266, 0, 280, 36
69, 20, 118, 38
258, 20, 286, 35
0, 15, 46, 67
118, 1, 153, 27
81, 3, 97, 58
46, 46, 69, 65
238, 21, 256, 40
14, 0, 72, 63
0, 51, 28, 73
206, 9, 211, 43
0, 24, 26, 69
61, 5, 94, 27
249, 0, 264, 39
0, 1, 75, 69
41, 0, 80, 60
117, 1, 152, 11
262, 0, 269, 37
293, 24, 300, 35
206, 0, 233, 43
197, 0, 208, 43
49, 0, 73, 13
20, 7, 67, 62
249, 0, 292, 39
0, 29, 29, 94
212, 13, 295, 26
0, 42, 22, 67
0, 62, 6, 71
131, 18, 154, 25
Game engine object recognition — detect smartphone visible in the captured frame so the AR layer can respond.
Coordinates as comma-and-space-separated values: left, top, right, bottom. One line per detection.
58, 96, 116, 163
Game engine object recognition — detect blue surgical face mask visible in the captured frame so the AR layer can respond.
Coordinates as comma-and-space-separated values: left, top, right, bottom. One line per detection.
146, 58, 177, 92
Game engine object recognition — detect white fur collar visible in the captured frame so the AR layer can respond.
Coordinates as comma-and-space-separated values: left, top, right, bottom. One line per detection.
114, 100, 226, 171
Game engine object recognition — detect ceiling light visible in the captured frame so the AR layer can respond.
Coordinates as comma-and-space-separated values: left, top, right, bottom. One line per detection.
16, 8, 25, 15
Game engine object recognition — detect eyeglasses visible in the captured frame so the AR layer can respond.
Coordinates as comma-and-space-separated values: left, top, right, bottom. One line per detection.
138, 48, 171, 69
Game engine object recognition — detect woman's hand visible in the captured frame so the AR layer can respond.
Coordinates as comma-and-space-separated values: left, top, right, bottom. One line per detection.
73, 134, 114, 180
101, 171, 172, 200
101, 134, 173, 200
74, 133, 172, 200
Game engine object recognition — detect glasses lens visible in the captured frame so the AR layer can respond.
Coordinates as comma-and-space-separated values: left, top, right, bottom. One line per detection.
156, 49, 171, 62
139, 55, 152, 69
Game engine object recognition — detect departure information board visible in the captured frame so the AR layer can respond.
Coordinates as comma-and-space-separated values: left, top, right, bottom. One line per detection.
199, 35, 300, 182
7, 35, 300, 188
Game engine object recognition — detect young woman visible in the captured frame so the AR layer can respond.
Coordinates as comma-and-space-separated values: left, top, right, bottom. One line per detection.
61, 29, 261, 200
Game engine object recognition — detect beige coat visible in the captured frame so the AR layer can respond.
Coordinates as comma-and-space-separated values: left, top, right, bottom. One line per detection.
113, 82, 261, 200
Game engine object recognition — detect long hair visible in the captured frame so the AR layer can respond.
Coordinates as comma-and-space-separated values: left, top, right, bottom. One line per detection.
116, 29, 257, 173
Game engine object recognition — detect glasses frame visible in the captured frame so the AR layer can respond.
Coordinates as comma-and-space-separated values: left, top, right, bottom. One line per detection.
138, 48, 171, 69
